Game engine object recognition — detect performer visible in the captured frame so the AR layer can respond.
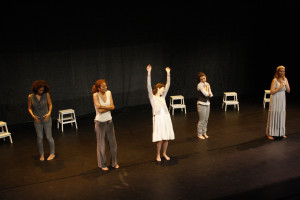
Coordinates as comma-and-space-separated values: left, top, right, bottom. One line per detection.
28, 80, 55, 161
92, 79, 119, 171
266, 66, 290, 140
197, 72, 213, 140
146, 64, 175, 162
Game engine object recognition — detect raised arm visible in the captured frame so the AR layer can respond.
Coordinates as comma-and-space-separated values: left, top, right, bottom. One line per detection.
147, 64, 154, 98
162, 67, 171, 98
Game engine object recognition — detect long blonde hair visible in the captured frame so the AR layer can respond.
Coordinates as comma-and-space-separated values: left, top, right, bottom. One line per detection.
274, 65, 286, 80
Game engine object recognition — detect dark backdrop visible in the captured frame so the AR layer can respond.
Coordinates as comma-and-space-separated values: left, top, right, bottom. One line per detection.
1, 2, 299, 125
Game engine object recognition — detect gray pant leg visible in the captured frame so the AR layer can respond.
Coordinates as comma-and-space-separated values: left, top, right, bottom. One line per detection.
197, 104, 210, 136
34, 122, 44, 155
95, 121, 108, 168
106, 121, 118, 167
44, 120, 55, 154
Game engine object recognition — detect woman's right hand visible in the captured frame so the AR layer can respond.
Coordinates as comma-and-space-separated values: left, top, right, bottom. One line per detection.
279, 82, 285, 89
147, 64, 152, 72
33, 115, 40, 123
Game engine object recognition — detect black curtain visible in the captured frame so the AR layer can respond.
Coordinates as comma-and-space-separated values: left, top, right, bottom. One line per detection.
1, 3, 299, 125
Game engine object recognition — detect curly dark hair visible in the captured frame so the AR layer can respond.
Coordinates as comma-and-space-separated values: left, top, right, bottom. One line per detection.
31, 80, 50, 94
91, 79, 107, 94
197, 72, 206, 83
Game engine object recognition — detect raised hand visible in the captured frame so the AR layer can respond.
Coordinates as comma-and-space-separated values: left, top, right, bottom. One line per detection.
147, 64, 152, 72
165, 67, 171, 73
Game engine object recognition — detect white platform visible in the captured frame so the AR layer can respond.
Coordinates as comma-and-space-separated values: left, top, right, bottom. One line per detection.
57, 109, 78, 132
169, 95, 187, 115
222, 92, 239, 111
0, 121, 13, 143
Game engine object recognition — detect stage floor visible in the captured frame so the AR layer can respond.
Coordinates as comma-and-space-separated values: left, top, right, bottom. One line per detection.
1, 99, 300, 199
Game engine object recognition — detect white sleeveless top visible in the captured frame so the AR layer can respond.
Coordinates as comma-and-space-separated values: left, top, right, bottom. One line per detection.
94, 90, 112, 122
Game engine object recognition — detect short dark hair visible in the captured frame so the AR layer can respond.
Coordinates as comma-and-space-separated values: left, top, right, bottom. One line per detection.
197, 72, 206, 83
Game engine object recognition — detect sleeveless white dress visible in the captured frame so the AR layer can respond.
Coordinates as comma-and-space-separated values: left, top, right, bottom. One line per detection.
147, 74, 175, 142
152, 96, 175, 142
266, 78, 287, 136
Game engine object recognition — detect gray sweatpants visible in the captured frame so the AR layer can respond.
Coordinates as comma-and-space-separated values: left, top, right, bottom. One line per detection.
197, 104, 210, 136
95, 120, 118, 168
34, 119, 55, 155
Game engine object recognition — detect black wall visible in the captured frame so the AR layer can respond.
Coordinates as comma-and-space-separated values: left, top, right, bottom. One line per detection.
1, 3, 299, 125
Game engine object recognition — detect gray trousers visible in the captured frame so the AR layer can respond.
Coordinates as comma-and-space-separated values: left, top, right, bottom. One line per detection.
95, 120, 117, 168
34, 119, 55, 155
197, 104, 210, 136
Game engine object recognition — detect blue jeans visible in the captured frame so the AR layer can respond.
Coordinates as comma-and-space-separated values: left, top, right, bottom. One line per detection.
34, 119, 55, 155
197, 104, 210, 136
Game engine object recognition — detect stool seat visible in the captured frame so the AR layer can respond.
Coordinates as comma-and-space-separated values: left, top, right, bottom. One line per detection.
169, 95, 187, 115
0, 121, 13, 143
263, 90, 271, 108
57, 109, 78, 132
222, 92, 239, 111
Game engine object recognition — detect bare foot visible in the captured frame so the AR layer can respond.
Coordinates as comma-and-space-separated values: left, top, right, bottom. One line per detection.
162, 154, 170, 160
283, 135, 287, 139
204, 133, 209, 139
40, 154, 44, 161
267, 135, 274, 140
156, 155, 161, 162
47, 154, 55, 160
114, 164, 120, 169
198, 135, 205, 140
101, 167, 109, 171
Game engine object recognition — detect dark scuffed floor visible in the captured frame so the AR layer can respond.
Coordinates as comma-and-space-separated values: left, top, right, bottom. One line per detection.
1, 97, 300, 200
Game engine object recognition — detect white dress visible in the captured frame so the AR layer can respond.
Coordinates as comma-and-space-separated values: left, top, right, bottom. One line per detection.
152, 96, 175, 142
147, 74, 175, 142
266, 78, 287, 136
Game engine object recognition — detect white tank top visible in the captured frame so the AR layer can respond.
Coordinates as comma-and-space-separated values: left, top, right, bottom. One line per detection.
94, 90, 112, 122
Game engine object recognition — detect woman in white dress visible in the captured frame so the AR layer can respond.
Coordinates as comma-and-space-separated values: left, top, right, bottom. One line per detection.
266, 66, 290, 140
147, 64, 175, 162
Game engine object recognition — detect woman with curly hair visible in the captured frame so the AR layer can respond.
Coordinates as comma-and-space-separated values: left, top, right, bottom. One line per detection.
266, 66, 291, 140
92, 79, 119, 171
146, 64, 175, 162
28, 80, 55, 161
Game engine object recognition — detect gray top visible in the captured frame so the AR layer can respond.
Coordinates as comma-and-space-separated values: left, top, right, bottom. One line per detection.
30, 93, 50, 122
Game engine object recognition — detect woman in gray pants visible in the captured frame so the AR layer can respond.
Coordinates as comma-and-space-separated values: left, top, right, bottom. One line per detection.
197, 72, 213, 140
28, 80, 55, 161
92, 79, 119, 171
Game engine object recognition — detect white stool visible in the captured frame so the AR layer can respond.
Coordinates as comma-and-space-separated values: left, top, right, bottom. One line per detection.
263, 90, 270, 108
169, 95, 187, 115
0, 121, 13, 143
57, 109, 78, 132
222, 92, 239, 111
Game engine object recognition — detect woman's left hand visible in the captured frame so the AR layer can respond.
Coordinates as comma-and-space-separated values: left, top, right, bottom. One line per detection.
43, 113, 51, 122
165, 67, 171, 73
